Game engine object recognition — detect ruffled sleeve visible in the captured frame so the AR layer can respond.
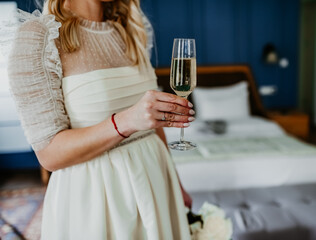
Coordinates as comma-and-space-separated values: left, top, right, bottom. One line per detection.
7, 14, 70, 151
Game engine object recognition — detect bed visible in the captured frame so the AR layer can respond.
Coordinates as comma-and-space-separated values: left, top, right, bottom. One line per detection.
164, 116, 316, 192
156, 65, 316, 193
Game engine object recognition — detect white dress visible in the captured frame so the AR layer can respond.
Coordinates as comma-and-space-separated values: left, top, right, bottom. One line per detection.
7, 11, 191, 240
41, 66, 191, 240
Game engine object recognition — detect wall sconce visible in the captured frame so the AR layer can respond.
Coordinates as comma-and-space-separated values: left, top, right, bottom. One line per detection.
262, 43, 289, 68
262, 43, 278, 64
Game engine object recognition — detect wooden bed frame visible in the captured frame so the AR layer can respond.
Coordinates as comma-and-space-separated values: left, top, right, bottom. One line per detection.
40, 64, 267, 185
155, 64, 267, 118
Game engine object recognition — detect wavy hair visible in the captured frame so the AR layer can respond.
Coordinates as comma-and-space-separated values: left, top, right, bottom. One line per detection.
42, 0, 150, 68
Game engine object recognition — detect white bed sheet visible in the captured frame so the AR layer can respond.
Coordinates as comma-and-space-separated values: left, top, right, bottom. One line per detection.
165, 116, 285, 142
164, 117, 316, 192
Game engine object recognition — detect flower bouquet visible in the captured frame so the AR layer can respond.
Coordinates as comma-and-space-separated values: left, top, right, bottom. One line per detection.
186, 202, 233, 240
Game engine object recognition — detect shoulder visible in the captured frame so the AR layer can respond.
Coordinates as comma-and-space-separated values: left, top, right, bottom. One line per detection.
18, 18, 47, 34
10, 12, 62, 57
15, 13, 61, 41
8, 12, 63, 79
1, 9, 59, 61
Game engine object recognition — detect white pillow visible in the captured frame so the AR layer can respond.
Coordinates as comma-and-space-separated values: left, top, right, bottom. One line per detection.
192, 81, 250, 120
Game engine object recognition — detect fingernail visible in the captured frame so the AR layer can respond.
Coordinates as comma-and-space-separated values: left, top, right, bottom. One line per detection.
188, 117, 195, 122
183, 123, 190, 127
189, 109, 195, 115
188, 102, 193, 108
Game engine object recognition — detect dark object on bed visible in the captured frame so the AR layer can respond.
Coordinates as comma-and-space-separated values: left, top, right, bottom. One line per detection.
205, 120, 227, 134
155, 65, 267, 118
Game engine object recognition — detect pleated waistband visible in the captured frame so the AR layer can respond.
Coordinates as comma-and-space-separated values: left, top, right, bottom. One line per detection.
109, 130, 156, 151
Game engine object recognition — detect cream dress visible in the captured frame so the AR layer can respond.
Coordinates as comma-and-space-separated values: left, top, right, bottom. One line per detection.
7, 11, 191, 240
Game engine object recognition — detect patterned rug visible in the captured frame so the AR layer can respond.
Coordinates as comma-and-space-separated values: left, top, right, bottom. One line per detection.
0, 187, 46, 240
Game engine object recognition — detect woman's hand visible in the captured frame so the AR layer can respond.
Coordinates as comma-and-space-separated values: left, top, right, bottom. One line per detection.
116, 90, 195, 137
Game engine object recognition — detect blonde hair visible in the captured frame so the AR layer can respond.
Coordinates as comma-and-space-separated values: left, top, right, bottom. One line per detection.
43, 0, 150, 68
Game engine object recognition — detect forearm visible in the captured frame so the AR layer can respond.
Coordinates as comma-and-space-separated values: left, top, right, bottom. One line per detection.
36, 111, 134, 172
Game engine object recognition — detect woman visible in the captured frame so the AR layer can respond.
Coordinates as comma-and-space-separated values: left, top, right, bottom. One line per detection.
8, 0, 194, 239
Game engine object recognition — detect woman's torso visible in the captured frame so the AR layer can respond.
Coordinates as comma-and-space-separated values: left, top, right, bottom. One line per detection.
58, 18, 158, 145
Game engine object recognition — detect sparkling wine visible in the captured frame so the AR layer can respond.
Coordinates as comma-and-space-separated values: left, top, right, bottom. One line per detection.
168, 38, 197, 151
170, 58, 197, 98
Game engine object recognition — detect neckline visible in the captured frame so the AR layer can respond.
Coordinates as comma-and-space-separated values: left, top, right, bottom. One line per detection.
78, 17, 113, 32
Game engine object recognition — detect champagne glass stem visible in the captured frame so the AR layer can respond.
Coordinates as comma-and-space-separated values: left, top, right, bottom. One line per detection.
180, 128, 184, 142
180, 96, 188, 143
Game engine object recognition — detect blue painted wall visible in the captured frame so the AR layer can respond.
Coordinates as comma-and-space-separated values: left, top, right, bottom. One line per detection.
0, 152, 39, 169
141, 0, 300, 109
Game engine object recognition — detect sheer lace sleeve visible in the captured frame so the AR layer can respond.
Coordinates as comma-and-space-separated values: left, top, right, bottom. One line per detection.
7, 15, 70, 151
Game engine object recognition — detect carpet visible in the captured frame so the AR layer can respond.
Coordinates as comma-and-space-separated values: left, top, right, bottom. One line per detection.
0, 187, 45, 240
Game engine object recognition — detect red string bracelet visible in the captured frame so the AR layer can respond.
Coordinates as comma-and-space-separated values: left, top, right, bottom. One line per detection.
111, 113, 129, 138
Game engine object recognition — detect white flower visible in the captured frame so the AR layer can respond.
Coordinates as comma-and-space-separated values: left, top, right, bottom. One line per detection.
190, 202, 233, 240
199, 202, 226, 219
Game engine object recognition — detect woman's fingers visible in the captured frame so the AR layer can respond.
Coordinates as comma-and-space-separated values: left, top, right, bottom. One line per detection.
131, 90, 196, 131
152, 101, 195, 116
157, 120, 191, 128
155, 111, 195, 129
157, 111, 195, 122
147, 90, 193, 108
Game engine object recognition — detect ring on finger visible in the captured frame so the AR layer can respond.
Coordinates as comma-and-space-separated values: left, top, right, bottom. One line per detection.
161, 112, 166, 121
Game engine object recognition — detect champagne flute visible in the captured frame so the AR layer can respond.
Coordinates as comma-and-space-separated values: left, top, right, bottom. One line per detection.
168, 38, 197, 151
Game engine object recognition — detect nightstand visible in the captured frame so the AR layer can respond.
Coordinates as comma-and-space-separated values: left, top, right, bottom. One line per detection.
267, 110, 310, 140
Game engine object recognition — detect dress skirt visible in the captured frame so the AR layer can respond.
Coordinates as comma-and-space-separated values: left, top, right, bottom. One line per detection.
41, 132, 191, 240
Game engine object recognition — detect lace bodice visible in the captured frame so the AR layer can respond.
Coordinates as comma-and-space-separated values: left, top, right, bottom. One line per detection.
7, 12, 156, 151
58, 18, 133, 77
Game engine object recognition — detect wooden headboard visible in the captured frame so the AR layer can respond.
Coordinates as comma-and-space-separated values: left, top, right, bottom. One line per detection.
155, 65, 267, 118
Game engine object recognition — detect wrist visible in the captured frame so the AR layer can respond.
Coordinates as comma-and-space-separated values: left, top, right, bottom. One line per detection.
114, 110, 137, 137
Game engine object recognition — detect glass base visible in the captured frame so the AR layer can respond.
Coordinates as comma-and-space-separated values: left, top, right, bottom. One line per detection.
168, 140, 197, 151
